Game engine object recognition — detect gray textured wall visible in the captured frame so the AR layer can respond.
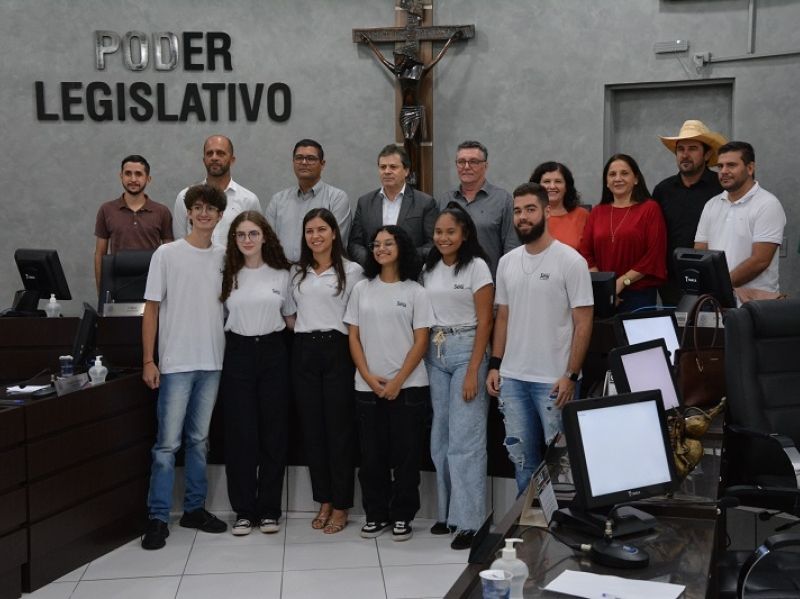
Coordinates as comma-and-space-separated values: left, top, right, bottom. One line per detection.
2, 0, 797, 313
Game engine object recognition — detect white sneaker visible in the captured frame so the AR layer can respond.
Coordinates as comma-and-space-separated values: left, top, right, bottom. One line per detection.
259, 518, 280, 534
232, 518, 252, 536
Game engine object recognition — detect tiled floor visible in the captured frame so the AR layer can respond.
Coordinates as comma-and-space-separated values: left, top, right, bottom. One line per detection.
22, 512, 468, 599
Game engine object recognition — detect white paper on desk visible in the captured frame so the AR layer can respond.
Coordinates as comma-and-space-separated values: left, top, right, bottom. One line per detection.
6, 385, 49, 394
544, 570, 685, 599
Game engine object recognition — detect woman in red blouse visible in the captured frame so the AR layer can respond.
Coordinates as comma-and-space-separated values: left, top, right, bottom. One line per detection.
579, 154, 667, 313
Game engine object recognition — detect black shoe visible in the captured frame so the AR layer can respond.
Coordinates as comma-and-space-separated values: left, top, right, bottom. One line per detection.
360, 521, 391, 538
392, 520, 413, 542
142, 518, 169, 550
450, 530, 476, 550
430, 521, 455, 535
179, 508, 227, 533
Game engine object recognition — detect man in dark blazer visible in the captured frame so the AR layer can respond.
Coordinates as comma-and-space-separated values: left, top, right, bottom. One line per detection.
348, 144, 438, 266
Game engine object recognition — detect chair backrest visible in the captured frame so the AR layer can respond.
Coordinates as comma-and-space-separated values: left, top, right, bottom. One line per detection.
725, 299, 800, 478
97, 249, 154, 312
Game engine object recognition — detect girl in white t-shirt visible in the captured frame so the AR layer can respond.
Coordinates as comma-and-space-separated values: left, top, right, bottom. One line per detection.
421, 203, 494, 549
291, 208, 364, 535
344, 225, 434, 542
219, 211, 296, 537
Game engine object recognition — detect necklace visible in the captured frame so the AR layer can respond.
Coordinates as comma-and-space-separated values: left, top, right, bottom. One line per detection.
520, 242, 552, 275
609, 204, 633, 243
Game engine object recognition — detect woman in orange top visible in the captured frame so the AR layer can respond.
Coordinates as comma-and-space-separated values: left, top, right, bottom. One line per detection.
530, 161, 589, 250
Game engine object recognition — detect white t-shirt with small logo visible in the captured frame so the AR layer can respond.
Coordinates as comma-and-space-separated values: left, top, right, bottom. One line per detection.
344, 277, 435, 392
495, 241, 593, 384
421, 257, 493, 327
224, 264, 296, 336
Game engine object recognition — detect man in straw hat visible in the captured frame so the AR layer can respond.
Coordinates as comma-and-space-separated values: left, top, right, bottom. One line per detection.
653, 120, 727, 305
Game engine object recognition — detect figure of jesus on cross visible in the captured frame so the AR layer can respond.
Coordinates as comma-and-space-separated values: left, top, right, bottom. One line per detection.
354, 0, 474, 190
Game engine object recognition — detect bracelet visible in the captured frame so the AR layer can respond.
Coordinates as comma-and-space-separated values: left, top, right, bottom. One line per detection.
488, 356, 502, 371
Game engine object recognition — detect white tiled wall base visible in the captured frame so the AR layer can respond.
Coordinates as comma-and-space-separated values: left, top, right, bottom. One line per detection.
171, 465, 519, 520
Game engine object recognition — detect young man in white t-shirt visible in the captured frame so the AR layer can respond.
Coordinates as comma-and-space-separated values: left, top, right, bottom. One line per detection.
141, 184, 228, 550
486, 183, 594, 495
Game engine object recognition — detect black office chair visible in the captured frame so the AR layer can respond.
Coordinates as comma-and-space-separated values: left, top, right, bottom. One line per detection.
97, 249, 154, 313
717, 299, 800, 598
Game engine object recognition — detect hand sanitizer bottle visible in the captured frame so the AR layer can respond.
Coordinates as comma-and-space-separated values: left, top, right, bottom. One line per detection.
490, 538, 529, 599
89, 355, 108, 385
45, 294, 61, 317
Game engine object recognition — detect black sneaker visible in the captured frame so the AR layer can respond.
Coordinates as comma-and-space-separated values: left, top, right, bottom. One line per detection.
430, 521, 455, 535
392, 520, 413, 542
450, 530, 476, 550
141, 518, 169, 550
360, 521, 391, 538
179, 508, 227, 533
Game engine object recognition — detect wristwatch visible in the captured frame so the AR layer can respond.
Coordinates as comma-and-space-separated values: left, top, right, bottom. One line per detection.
623, 277, 632, 287
564, 370, 579, 382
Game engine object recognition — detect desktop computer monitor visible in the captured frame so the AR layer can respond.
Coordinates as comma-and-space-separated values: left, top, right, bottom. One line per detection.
607, 339, 681, 410
614, 309, 681, 366
554, 390, 677, 537
7, 249, 71, 315
673, 247, 737, 309
71, 303, 99, 373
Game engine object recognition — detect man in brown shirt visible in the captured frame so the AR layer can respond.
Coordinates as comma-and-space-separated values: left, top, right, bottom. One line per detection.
94, 155, 173, 291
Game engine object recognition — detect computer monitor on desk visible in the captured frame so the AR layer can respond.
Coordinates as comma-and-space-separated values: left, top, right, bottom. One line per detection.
553, 390, 678, 538
614, 309, 680, 366
591, 271, 616, 319
3, 249, 71, 317
673, 248, 736, 315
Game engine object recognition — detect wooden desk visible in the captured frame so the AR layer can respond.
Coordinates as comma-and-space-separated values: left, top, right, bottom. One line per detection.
1, 374, 156, 594
448, 439, 723, 598
0, 407, 26, 599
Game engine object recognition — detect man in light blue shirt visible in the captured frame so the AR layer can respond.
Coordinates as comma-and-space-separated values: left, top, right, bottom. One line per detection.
265, 139, 351, 262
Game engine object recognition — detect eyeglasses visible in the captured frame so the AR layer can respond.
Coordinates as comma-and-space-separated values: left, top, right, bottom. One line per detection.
235, 231, 263, 242
190, 204, 220, 214
293, 155, 321, 164
455, 159, 486, 168
369, 240, 397, 250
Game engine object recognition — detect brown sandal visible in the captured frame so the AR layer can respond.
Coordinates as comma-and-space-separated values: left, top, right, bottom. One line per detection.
323, 510, 348, 535
311, 506, 332, 530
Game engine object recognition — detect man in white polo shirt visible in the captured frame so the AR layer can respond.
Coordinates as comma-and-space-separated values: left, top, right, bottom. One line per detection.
694, 141, 786, 302
173, 135, 261, 247
486, 182, 593, 495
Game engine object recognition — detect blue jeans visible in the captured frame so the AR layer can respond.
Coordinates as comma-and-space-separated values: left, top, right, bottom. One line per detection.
147, 370, 221, 522
498, 377, 578, 496
425, 328, 488, 531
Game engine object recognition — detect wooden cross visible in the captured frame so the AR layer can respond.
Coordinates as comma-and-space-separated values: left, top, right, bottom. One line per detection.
353, 0, 474, 193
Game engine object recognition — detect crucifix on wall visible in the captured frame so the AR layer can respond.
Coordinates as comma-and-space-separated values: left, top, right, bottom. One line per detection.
353, 0, 474, 193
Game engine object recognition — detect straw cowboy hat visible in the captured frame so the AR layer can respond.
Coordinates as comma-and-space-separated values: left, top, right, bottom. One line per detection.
659, 120, 728, 166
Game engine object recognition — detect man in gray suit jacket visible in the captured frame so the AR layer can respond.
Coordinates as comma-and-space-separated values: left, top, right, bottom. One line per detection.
348, 144, 438, 266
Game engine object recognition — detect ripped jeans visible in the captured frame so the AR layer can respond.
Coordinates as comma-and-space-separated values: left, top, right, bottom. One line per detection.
497, 378, 578, 496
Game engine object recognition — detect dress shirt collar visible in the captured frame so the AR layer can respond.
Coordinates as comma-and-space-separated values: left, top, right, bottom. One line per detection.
380, 184, 406, 202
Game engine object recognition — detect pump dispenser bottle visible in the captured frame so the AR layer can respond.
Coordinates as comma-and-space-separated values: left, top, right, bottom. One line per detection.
490, 538, 529, 599
45, 294, 61, 317
89, 355, 108, 385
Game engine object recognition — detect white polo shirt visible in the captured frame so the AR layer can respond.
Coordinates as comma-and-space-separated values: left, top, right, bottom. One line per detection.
292, 260, 364, 334
695, 182, 786, 293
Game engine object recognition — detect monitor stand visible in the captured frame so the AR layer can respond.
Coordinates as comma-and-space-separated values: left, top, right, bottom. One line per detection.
1, 290, 45, 317
552, 505, 656, 538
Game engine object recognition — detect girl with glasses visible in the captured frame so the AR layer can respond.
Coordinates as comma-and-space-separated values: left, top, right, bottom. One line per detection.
220, 211, 295, 536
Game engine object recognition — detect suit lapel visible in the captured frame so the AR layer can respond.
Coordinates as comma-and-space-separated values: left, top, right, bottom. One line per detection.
396, 186, 414, 226
369, 190, 384, 231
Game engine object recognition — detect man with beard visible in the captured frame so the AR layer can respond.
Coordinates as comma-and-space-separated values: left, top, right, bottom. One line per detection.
94, 154, 173, 291
486, 182, 593, 495
653, 121, 726, 305
695, 141, 786, 302
172, 135, 260, 247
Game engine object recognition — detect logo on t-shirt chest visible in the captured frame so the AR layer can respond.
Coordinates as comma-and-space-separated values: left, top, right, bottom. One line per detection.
539, 273, 550, 281
395, 300, 407, 308
453, 283, 465, 290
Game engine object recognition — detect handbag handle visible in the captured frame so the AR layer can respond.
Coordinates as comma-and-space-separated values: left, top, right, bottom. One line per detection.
680, 294, 723, 350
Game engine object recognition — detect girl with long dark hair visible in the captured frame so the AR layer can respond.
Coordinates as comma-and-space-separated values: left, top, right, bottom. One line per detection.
291, 208, 364, 534
344, 226, 434, 542
421, 203, 494, 550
